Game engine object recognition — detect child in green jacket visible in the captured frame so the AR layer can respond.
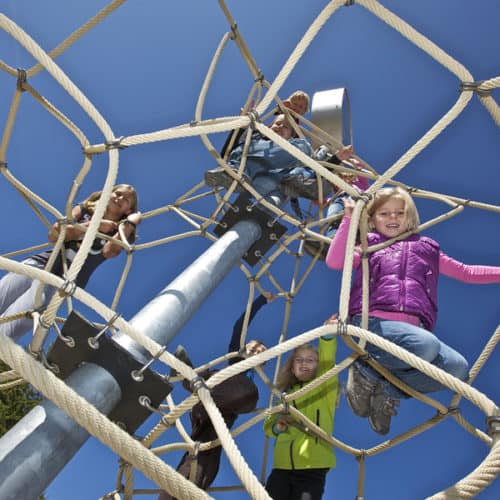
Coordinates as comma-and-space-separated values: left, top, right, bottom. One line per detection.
264, 321, 338, 500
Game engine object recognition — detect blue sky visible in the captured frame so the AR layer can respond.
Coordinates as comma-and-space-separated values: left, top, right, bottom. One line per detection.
0, 1, 499, 499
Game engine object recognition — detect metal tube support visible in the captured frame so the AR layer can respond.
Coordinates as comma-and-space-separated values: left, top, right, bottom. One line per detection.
0, 218, 261, 500
114, 218, 262, 362
0, 363, 122, 500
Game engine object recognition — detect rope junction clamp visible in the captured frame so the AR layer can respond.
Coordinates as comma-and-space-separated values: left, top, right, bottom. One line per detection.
188, 441, 201, 460
190, 375, 209, 394
105, 136, 127, 150
59, 279, 77, 297
486, 415, 500, 436
337, 319, 349, 336
16, 68, 27, 91
460, 81, 491, 97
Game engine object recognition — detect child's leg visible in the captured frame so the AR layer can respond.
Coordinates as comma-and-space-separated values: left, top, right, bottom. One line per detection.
360, 318, 467, 399
325, 194, 346, 238
252, 174, 286, 208
265, 469, 293, 500
392, 340, 469, 395
0, 258, 56, 341
0, 270, 35, 315
349, 317, 440, 397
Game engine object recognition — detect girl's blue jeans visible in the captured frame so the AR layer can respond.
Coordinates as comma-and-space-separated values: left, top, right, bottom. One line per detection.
351, 316, 469, 399
0, 258, 55, 342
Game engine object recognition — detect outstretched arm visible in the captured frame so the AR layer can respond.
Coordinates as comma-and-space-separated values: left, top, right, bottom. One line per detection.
439, 253, 500, 283
228, 292, 273, 355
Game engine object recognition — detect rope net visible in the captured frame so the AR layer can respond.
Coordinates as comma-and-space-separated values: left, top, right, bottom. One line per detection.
0, 1, 499, 499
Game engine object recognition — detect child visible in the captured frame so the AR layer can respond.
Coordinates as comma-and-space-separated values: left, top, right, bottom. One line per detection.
0, 184, 140, 341
326, 187, 500, 435
205, 113, 312, 209
302, 146, 370, 259
158, 292, 274, 500
264, 318, 338, 500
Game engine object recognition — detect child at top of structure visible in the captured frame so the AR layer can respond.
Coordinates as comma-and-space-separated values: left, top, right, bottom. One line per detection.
158, 292, 274, 500
297, 144, 371, 259
263, 315, 338, 500
326, 187, 500, 435
219, 90, 310, 159
0, 184, 141, 342
206, 91, 312, 208
205, 112, 312, 208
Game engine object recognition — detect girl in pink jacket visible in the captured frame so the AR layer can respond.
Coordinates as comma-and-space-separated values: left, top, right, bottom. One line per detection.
326, 187, 500, 435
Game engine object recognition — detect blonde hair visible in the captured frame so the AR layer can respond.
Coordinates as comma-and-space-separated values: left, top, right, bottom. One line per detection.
83, 184, 138, 216
287, 90, 310, 113
367, 187, 420, 232
276, 344, 318, 391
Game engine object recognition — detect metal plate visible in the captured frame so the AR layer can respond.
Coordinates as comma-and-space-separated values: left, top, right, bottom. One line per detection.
47, 311, 172, 433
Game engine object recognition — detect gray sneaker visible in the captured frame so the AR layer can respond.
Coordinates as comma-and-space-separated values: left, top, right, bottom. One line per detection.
281, 174, 332, 200
303, 239, 328, 261
346, 364, 377, 418
169, 344, 194, 378
204, 167, 249, 193
368, 383, 400, 435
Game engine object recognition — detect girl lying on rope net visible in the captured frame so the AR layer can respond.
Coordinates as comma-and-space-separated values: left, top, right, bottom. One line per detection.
263, 313, 339, 500
0, 184, 141, 342
326, 187, 500, 435
158, 291, 274, 500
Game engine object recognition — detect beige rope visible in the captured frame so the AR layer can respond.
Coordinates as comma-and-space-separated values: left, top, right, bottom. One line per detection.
0, 1, 499, 498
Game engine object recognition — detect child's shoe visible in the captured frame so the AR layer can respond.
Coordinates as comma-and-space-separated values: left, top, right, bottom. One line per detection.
346, 364, 377, 417
169, 344, 194, 378
204, 167, 249, 192
303, 239, 328, 261
281, 174, 332, 200
368, 383, 400, 435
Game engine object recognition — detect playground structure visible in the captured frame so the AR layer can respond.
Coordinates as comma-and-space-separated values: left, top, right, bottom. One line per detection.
0, 1, 499, 499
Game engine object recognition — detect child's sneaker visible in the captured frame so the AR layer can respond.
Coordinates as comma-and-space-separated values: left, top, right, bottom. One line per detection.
303, 239, 328, 261
204, 167, 249, 192
368, 383, 400, 435
346, 364, 377, 418
169, 344, 194, 378
281, 174, 332, 200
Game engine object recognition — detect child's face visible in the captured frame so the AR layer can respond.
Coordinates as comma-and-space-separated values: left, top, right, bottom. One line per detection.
108, 187, 135, 218
270, 115, 293, 140
372, 198, 408, 238
291, 348, 318, 382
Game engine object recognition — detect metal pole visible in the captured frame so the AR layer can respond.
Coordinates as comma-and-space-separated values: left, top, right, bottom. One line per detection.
114, 219, 262, 362
0, 219, 261, 500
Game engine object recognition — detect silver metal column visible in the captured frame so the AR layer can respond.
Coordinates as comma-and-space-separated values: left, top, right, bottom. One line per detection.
0, 218, 261, 500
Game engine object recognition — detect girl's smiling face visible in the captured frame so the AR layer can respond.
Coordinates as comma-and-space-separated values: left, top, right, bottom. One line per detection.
372, 197, 408, 238
291, 347, 318, 382
107, 187, 135, 219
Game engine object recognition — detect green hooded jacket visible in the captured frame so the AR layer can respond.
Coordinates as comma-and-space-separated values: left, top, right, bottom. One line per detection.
264, 336, 338, 470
